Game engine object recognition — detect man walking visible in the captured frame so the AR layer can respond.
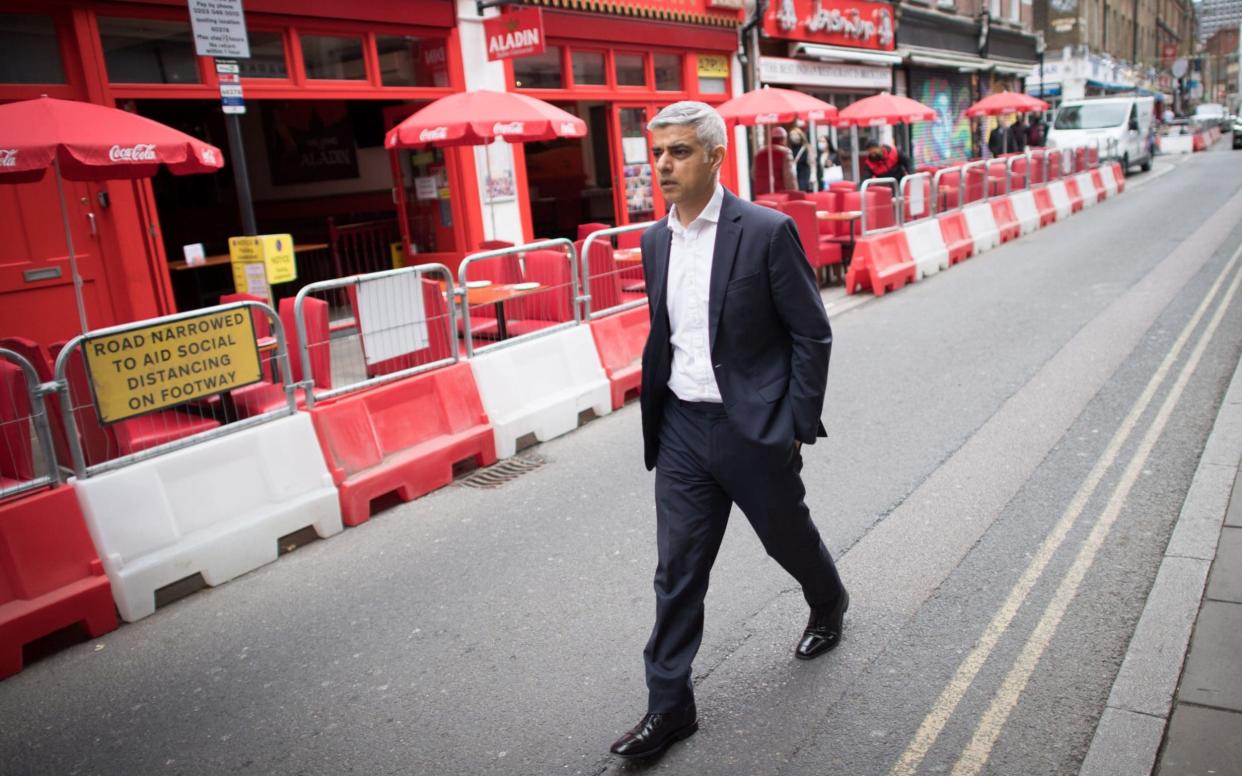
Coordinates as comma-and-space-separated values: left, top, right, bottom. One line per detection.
609, 101, 849, 760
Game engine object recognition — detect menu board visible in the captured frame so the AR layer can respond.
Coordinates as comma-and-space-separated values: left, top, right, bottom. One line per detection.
624, 162, 654, 220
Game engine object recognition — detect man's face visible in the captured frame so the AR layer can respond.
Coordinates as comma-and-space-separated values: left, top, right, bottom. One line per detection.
651, 124, 724, 208
868, 147, 883, 161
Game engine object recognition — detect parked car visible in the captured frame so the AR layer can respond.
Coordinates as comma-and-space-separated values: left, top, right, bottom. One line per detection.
1047, 96, 1155, 173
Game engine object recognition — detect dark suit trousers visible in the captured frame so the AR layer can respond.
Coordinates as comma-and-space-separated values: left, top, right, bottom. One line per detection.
643, 397, 845, 713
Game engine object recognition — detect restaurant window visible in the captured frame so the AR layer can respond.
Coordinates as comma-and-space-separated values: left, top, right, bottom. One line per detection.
0, 14, 66, 84
654, 53, 683, 91
572, 50, 607, 86
238, 30, 288, 79
377, 35, 450, 87
615, 52, 646, 87
513, 46, 563, 88
301, 34, 366, 80
98, 17, 200, 84
695, 54, 729, 95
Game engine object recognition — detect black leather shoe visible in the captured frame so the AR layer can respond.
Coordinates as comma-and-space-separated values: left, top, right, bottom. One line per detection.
795, 589, 850, 660
609, 703, 698, 760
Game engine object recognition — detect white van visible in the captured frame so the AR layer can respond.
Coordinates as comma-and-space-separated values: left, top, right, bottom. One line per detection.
1046, 96, 1155, 174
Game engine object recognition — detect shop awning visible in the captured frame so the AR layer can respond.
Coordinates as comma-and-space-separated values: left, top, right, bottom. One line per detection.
900, 46, 1034, 76
793, 43, 902, 67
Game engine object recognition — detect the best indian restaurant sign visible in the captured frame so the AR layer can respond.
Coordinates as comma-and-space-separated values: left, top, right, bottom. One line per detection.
83, 308, 263, 423
763, 0, 895, 51
484, 7, 546, 62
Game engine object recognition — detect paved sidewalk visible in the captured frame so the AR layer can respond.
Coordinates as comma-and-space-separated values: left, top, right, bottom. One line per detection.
1080, 353, 1242, 776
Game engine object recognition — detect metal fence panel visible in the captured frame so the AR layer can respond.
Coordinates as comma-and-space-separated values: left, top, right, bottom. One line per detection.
0, 348, 59, 500
581, 222, 654, 320
53, 302, 295, 479
291, 263, 458, 408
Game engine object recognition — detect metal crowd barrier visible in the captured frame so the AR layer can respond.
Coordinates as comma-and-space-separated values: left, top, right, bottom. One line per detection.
52, 301, 296, 479
0, 348, 60, 501
859, 177, 900, 236
985, 157, 1010, 197
581, 222, 654, 320
1007, 154, 1029, 191
932, 165, 964, 216
961, 159, 991, 206
292, 263, 457, 409
457, 238, 581, 357
899, 172, 933, 224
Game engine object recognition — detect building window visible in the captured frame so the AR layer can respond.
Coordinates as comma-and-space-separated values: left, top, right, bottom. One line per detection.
654, 53, 683, 91
239, 30, 288, 79
376, 35, 450, 87
615, 52, 646, 87
99, 17, 200, 84
1009, 0, 1020, 22
989, 0, 1001, 17
0, 13, 65, 84
301, 34, 366, 80
572, 50, 607, 86
514, 46, 563, 88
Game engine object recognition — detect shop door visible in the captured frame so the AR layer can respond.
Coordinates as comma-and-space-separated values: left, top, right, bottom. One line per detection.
612, 104, 660, 225
0, 175, 120, 345
383, 104, 462, 261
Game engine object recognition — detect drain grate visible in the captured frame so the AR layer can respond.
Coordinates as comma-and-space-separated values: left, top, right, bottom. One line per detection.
458, 454, 548, 489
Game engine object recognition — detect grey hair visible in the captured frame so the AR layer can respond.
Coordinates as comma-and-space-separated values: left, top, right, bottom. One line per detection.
647, 101, 728, 156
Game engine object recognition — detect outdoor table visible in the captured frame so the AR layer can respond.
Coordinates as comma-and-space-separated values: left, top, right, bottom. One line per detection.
445, 281, 545, 341
613, 248, 642, 265
168, 243, 331, 272
816, 210, 862, 266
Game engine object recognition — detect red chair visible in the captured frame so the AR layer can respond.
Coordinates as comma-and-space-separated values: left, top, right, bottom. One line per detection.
864, 185, 896, 230
577, 223, 611, 243
829, 180, 857, 193
755, 200, 780, 210
781, 200, 842, 285
0, 358, 35, 487
231, 296, 334, 418
0, 337, 72, 470
616, 230, 641, 249
476, 240, 514, 251
504, 250, 576, 337
575, 238, 623, 315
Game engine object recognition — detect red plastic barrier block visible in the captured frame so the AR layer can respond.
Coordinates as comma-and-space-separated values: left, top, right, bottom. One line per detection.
1063, 178, 1085, 212
1032, 188, 1057, 226
989, 198, 1021, 243
1111, 162, 1126, 194
1089, 170, 1107, 201
309, 362, 496, 526
589, 306, 650, 410
937, 211, 973, 265
845, 231, 916, 297
0, 485, 117, 679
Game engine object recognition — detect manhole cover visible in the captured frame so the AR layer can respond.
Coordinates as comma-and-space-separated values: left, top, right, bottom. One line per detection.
458, 454, 548, 489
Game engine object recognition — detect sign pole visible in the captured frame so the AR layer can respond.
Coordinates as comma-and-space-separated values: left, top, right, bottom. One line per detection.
224, 111, 258, 236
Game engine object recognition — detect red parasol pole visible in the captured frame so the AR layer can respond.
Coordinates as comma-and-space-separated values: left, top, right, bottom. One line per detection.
52, 155, 88, 333
767, 126, 775, 194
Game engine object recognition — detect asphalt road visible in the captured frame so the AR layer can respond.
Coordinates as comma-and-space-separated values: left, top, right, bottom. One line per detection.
3, 145, 1242, 776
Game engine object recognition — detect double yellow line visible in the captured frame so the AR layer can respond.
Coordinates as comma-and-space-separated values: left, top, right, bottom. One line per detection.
890, 240, 1242, 776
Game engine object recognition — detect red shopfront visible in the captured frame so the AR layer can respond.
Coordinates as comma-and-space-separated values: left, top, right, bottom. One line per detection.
503, 1, 743, 240
0, 0, 476, 347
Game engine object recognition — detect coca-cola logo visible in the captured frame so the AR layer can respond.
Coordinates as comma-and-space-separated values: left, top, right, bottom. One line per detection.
199, 148, 217, 165
419, 127, 448, 142
108, 143, 157, 162
0, 149, 16, 167
559, 122, 578, 135
756, 113, 780, 123
493, 121, 525, 135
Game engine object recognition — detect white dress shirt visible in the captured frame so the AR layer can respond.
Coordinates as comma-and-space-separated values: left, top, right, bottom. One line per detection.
666, 184, 725, 403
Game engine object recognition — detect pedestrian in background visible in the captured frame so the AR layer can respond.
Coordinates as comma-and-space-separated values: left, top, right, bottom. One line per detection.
609, 100, 848, 761
787, 118, 813, 192
818, 135, 843, 187
860, 140, 911, 182
988, 117, 1011, 156
1010, 114, 1029, 152
752, 125, 797, 195
1026, 112, 1046, 147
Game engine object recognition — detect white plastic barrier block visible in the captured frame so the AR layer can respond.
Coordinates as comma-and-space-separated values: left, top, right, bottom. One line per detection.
1048, 181, 1074, 220
963, 202, 1000, 255
470, 325, 613, 460
1100, 165, 1120, 198
1160, 134, 1194, 154
72, 413, 344, 622
1074, 173, 1100, 208
903, 219, 950, 280
1009, 190, 1041, 235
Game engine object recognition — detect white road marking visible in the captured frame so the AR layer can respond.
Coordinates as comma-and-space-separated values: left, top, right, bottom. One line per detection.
888, 240, 1242, 776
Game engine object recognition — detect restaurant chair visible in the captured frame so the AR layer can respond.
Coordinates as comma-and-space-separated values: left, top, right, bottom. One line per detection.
781, 200, 842, 286
577, 223, 612, 244
575, 238, 624, 314
504, 249, 575, 337
0, 358, 35, 487
0, 336, 73, 470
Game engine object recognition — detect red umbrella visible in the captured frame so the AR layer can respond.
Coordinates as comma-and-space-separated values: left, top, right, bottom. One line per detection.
717, 87, 838, 126
964, 91, 1049, 117
385, 90, 586, 149
0, 96, 225, 331
716, 87, 838, 195
837, 92, 936, 127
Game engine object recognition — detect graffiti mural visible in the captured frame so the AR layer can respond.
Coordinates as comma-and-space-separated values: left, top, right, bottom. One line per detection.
910, 70, 974, 166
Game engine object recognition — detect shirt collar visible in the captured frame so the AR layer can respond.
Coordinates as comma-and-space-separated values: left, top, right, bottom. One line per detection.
667, 183, 724, 236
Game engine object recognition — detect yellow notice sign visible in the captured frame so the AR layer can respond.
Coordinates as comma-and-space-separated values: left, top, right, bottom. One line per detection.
697, 54, 729, 79
229, 234, 297, 292
82, 308, 263, 423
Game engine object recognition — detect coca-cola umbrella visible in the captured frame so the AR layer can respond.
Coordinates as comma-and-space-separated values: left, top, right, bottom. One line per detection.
0, 96, 224, 332
385, 90, 587, 238
835, 92, 937, 182
715, 86, 838, 194
965, 91, 1050, 155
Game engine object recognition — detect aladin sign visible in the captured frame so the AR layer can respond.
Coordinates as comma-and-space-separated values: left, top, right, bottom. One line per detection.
764, 0, 895, 51
483, 7, 546, 62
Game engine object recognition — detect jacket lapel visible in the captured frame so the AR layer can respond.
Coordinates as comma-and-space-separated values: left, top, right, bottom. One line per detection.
650, 217, 673, 326
708, 191, 743, 353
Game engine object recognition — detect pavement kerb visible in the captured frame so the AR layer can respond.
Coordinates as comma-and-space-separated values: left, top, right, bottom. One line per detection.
1078, 351, 1242, 776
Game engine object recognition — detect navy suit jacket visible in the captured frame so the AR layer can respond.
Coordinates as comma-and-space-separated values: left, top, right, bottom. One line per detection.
639, 188, 832, 471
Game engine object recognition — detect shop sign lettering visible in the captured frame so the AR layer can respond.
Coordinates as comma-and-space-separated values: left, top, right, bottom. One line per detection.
484, 7, 546, 62
765, 0, 895, 51
108, 144, 157, 162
